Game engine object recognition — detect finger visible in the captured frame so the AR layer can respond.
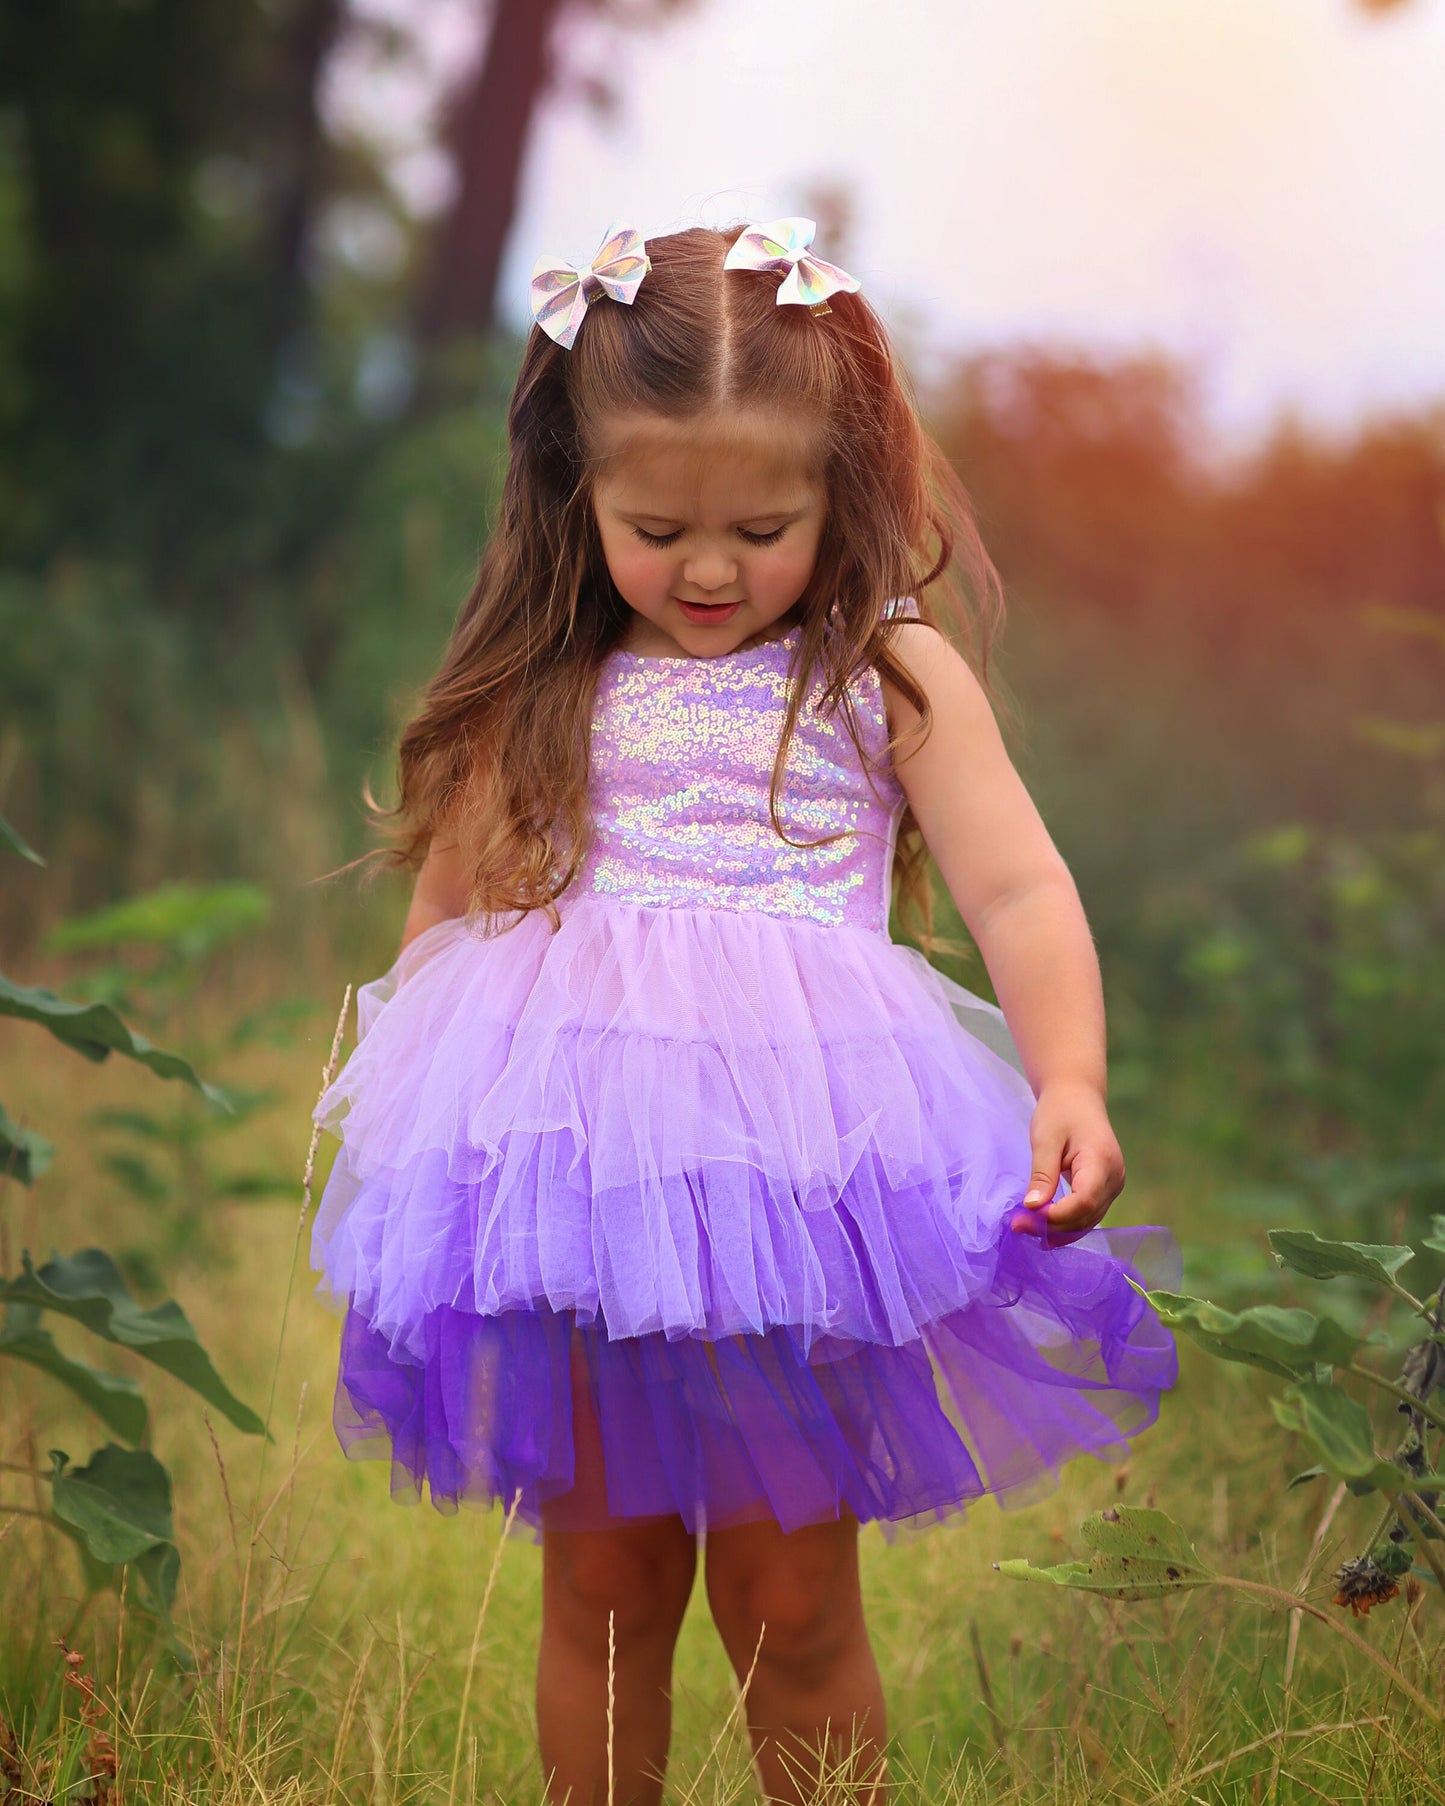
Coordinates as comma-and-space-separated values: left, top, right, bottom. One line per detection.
1041, 1149, 1114, 1230
1021, 1151, 1062, 1210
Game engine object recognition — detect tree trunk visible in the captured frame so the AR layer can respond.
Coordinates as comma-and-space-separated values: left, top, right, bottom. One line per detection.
261, 0, 346, 362
415, 0, 567, 344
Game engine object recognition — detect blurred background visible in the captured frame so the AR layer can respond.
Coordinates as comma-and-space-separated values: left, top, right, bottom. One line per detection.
2, 0, 1442, 1253
2, 5, 1444, 1795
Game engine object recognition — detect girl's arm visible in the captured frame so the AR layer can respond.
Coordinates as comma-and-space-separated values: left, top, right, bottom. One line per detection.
398, 834, 470, 954
882, 622, 1125, 1236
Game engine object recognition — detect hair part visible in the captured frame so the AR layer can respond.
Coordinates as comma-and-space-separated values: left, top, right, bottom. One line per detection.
346, 224, 1008, 952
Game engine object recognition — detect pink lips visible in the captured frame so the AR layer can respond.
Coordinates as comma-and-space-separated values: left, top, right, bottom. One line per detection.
676, 599, 742, 626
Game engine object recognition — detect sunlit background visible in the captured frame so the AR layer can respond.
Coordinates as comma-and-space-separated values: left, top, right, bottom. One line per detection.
3, 5, 1445, 1798
334, 0, 1445, 448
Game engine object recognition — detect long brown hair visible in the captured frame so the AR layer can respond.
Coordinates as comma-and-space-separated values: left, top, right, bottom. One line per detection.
356, 224, 1006, 947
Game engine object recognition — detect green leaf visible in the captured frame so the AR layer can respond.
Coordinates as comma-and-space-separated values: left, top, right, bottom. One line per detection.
1139, 1287, 1364, 1378
48, 1445, 180, 1616
99, 1151, 172, 1204
1273, 1380, 1384, 1482
1423, 1216, 1445, 1257
43, 881, 270, 962
1272, 1379, 1445, 1493
1287, 1466, 1328, 1489
996, 1507, 1215, 1601
213, 1170, 296, 1200
0, 1304, 148, 1442
227, 998, 323, 1049
48, 1444, 174, 1562
85, 1106, 172, 1140
131, 1539, 182, 1620
1269, 1230, 1415, 1289
0, 1102, 55, 1185
3, 1249, 267, 1437
0, 971, 232, 1111
0, 811, 45, 866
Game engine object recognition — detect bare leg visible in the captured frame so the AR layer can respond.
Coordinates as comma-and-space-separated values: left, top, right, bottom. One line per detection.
536, 1339, 697, 1806
705, 1513, 888, 1805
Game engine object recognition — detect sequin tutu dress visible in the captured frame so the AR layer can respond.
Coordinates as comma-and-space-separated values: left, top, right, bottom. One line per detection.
309, 607, 1180, 1537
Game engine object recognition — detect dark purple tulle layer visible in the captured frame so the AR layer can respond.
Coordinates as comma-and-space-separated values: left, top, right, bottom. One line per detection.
328, 1221, 1180, 1538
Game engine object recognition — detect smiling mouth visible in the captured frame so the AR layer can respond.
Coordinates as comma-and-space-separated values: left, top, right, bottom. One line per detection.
675, 598, 743, 623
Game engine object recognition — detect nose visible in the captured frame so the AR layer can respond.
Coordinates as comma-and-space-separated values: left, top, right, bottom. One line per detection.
681, 548, 738, 593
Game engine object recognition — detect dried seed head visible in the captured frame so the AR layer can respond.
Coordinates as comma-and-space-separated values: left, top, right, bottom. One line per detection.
1331, 1555, 1402, 1618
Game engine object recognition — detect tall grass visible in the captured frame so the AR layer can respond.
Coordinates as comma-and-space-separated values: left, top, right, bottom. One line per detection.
2, 987, 1442, 1803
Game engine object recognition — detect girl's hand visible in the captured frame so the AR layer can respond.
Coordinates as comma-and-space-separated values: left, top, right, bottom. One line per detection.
1010, 1079, 1126, 1239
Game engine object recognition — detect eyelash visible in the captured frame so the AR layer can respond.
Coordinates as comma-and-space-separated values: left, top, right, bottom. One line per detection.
630, 526, 787, 549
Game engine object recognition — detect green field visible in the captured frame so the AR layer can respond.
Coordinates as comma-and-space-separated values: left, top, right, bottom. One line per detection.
5, 910, 1437, 1798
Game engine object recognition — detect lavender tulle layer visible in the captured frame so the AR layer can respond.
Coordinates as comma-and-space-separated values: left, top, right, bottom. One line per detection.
309, 902, 1181, 1535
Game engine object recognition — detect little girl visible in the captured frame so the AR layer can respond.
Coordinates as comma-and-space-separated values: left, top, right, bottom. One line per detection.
310, 218, 1180, 1806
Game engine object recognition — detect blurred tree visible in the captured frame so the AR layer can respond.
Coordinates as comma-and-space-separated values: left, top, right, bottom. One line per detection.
415, 0, 695, 344
0, 0, 373, 606
934, 349, 1208, 621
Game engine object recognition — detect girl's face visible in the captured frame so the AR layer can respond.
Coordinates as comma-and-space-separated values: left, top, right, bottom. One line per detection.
590, 406, 827, 660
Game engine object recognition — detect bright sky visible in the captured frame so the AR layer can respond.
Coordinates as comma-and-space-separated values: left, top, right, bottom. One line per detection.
342, 0, 1445, 453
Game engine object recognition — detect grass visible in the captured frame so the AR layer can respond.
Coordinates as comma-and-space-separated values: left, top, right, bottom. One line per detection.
2, 964, 1443, 1805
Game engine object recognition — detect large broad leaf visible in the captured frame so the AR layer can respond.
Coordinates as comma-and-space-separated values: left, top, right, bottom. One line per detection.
48, 1445, 180, 1617
0, 973, 232, 1112
2, 1250, 267, 1437
1273, 1379, 1445, 1494
1268, 1230, 1416, 1289
0, 1102, 55, 1185
1139, 1287, 1364, 1377
0, 1304, 148, 1442
996, 1507, 1215, 1601
0, 811, 44, 866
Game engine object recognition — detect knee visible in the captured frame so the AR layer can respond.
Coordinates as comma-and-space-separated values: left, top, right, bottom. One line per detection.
545, 1531, 696, 1652
706, 1545, 861, 1683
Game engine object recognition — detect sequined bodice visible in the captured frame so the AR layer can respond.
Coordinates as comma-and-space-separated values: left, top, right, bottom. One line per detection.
574, 623, 906, 934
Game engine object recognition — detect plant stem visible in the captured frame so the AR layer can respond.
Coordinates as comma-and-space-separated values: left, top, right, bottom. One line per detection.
1384, 1490, 1445, 1598
1384, 1278, 1431, 1321
1345, 1363, 1445, 1437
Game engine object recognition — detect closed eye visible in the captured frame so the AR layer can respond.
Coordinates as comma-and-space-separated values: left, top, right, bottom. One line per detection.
629, 523, 791, 549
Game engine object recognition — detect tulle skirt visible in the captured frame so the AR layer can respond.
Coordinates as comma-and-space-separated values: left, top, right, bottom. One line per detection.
309, 903, 1180, 1537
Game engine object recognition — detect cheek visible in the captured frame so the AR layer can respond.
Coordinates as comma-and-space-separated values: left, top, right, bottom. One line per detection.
600, 532, 669, 600
760, 531, 822, 597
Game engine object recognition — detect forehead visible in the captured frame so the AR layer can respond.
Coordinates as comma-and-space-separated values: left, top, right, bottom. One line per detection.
590, 407, 825, 517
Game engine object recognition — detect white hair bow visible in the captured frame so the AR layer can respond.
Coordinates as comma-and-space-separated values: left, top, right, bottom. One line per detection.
722, 217, 860, 310
529, 223, 651, 349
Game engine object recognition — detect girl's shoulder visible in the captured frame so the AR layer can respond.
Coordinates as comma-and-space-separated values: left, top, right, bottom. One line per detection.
876, 597, 991, 747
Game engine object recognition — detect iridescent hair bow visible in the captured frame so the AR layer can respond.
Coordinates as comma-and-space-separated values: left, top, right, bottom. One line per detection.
529, 223, 651, 350
722, 217, 860, 312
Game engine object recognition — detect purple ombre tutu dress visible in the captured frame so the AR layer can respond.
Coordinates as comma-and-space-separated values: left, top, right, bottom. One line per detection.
309, 605, 1180, 1537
